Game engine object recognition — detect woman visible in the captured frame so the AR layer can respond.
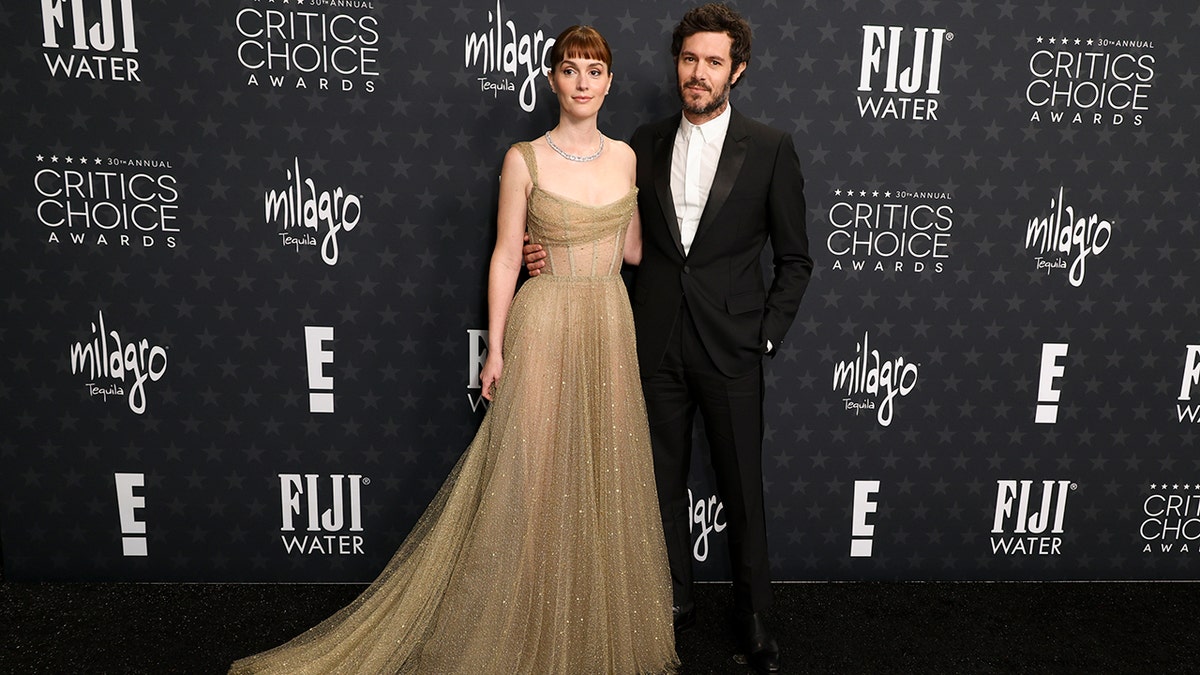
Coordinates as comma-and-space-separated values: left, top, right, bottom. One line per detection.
230, 26, 678, 674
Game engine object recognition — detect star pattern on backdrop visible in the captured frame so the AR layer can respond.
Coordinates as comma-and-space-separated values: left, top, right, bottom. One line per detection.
0, 0, 1196, 582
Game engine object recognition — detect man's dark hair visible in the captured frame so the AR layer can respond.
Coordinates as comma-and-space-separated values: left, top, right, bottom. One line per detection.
670, 3, 753, 85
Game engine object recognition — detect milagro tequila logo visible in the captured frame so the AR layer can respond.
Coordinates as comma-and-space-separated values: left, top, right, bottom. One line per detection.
1024, 187, 1112, 287
235, 4, 380, 92
68, 311, 168, 415
1026, 36, 1154, 126
856, 25, 950, 121
40, 0, 141, 81
464, 0, 555, 113
688, 489, 726, 563
832, 333, 918, 427
265, 158, 362, 266
279, 473, 367, 555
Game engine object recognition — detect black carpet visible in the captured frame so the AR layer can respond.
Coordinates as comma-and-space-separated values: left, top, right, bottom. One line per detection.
3, 579, 1198, 673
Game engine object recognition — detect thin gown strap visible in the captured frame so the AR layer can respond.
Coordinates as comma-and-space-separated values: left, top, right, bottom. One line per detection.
514, 141, 539, 187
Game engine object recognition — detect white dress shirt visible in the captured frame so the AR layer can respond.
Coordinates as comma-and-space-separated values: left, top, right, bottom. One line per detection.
669, 106, 771, 353
670, 104, 732, 256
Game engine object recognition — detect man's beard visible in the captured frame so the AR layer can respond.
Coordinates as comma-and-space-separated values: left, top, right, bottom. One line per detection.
678, 76, 733, 117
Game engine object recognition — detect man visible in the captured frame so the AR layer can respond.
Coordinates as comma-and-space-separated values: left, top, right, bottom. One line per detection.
527, 5, 810, 672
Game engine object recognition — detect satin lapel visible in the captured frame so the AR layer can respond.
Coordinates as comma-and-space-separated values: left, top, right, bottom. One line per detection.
692, 110, 748, 251
652, 115, 686, 258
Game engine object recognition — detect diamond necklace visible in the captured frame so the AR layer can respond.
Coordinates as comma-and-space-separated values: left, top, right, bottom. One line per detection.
544, 131, 604, 162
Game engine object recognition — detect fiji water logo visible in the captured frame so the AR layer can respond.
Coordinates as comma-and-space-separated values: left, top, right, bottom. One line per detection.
1024, 187, 1112, 287
265, 158, 362, 266
832, 332, 918, 427
40, 0, 142, 81
1179, 346, 1200, 423
68, 311, 168, 415
990, 479, 1075, 556
856, 25, 949, 121
464, 0, 555, 112
279, 473, 366, 555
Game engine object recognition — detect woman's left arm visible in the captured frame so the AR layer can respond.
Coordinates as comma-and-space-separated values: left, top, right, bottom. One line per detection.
623, 208, 642, 266
620, 144, 642, 266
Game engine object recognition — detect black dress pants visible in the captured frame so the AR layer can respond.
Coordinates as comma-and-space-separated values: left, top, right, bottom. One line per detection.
642, 301, 772, 614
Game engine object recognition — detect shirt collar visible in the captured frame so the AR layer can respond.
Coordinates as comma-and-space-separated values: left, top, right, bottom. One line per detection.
681, 103, 733, 143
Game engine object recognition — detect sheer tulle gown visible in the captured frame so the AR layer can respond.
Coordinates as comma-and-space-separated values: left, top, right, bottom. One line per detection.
230, 142, 678, 674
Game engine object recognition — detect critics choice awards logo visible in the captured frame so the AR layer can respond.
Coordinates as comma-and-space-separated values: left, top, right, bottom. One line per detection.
34, 153, 180, 250
68, 311, 168, 415
825, 186, 953, 276
1024, 34, 1154, 127
279, 473, 367, 555
833, 333, 919, 427
1140, 483, 1200, 554
235, 1, 380, 93
40, 0, 142, 81
464, 1, 555, 113
1024, 187, 1112, 287
264, 158, 362, 266
856, 25, 950, 121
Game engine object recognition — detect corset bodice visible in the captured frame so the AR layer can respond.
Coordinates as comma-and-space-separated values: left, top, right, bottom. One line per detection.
526, 186, 637, 277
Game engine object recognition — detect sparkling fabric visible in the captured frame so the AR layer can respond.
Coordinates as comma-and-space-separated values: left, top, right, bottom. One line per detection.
229, 142, 678, 674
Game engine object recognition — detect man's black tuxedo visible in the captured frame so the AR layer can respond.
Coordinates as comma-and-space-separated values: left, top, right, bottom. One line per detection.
629, 108, 811, 614
630, 110, 811, 378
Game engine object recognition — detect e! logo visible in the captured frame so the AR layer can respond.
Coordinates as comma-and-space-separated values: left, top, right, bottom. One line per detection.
114, 472, 147, 556
1035, 343, 1069, 424
305, 326, 334, 413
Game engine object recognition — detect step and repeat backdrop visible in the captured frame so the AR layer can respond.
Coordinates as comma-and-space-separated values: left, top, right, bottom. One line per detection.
1, 0, 1197, 582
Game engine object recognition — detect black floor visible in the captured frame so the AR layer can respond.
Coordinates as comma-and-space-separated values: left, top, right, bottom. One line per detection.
3, 579, 1198, 673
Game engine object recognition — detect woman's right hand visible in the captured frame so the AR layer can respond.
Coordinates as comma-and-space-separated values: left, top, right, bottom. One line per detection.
479, 353, 503, 401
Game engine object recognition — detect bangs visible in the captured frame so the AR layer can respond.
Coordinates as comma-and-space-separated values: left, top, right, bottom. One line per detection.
549, 26, 613, 70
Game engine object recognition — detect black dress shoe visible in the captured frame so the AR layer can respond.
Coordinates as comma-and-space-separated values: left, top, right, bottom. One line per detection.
672, 604, 696, 632
736, 612, 780, 673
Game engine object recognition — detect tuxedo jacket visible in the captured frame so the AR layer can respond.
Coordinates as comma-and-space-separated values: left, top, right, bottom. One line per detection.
629, 109, 812, 378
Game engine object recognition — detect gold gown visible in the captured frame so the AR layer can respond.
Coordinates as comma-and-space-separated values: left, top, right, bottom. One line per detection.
231, 142, 678, 674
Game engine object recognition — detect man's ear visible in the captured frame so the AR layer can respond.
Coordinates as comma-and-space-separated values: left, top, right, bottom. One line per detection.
731, 61, 748, 85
